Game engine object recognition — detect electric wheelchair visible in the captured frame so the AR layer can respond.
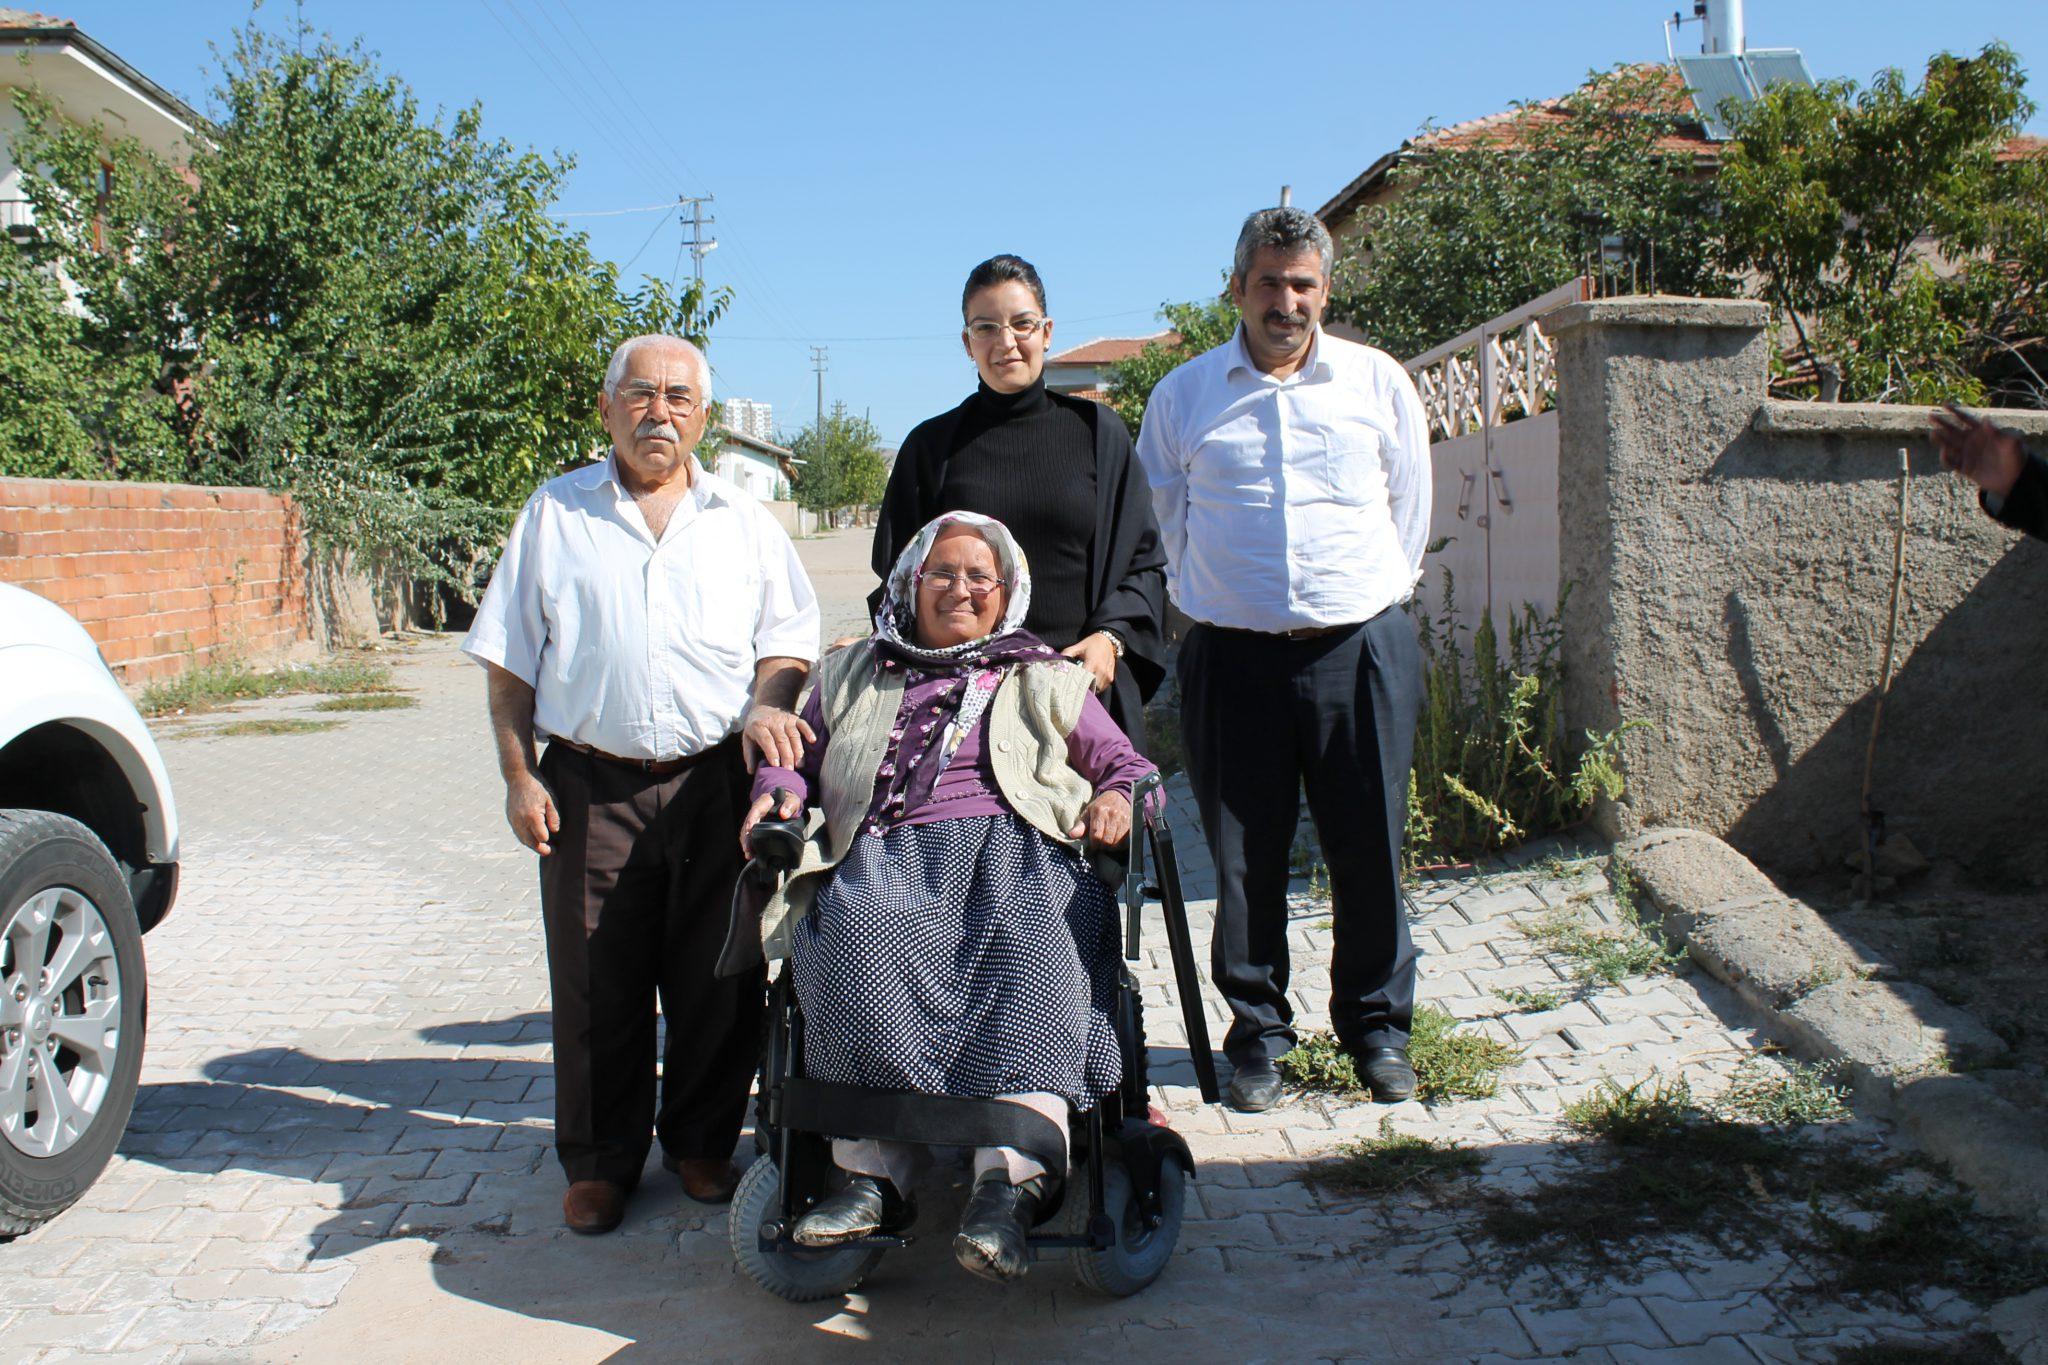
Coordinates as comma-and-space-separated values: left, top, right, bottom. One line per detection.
716, 771, 1219, 1301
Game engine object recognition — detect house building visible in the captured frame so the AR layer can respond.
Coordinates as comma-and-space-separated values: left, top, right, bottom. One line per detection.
710, 428, 800, 503
0, 9, 203, 249
1043, 332, 1177, 403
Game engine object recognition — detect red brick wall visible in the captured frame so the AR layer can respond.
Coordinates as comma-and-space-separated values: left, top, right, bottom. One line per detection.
0, 478, 311, 684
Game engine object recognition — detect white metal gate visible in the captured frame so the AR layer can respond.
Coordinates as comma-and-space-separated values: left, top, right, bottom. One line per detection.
1400, 278, 1584, 640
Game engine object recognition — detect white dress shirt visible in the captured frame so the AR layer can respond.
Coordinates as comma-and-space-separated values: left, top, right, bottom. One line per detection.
463, 456, 820, 760
1133, 325, 1432, 633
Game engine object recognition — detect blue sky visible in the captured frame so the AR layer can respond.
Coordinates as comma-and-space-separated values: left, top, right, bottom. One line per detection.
67, 0, 2048, 447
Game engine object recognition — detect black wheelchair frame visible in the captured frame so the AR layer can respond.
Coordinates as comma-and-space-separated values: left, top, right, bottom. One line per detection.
726, 771, 1220, 1300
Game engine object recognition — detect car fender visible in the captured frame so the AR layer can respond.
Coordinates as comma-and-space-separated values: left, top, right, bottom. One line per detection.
0, 643, 180, 865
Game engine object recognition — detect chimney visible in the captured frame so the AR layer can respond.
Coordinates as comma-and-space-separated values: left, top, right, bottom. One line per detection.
1700, 0, 1744, 55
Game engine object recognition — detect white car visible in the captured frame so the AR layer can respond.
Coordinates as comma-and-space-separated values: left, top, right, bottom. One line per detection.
0, 582, 179, 1235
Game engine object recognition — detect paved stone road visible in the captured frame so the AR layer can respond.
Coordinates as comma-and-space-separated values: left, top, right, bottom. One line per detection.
0, 531, 1980, 1361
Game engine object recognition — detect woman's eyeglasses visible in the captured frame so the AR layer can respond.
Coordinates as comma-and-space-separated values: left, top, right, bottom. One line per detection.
965, 317, 1046, 344
917, 569, 1007, 599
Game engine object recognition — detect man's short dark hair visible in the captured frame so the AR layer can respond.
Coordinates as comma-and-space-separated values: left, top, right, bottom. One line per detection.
1231, 208, 1334, 286
962, 254, 1048, 317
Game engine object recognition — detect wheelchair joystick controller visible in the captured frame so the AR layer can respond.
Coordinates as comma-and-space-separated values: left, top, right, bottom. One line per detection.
748, 788, 806, 876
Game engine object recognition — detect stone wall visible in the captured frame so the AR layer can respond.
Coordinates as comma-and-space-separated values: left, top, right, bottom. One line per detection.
0, 477, 390, 685
1548, 297, 2048, 884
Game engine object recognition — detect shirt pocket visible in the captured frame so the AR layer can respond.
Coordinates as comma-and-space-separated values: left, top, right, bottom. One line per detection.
675, 560, 761, 663
1322, 429, 1385, 506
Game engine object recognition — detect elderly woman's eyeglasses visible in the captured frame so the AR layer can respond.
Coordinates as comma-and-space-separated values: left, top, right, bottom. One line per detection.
965, 317, 1046, 344
917, 569, 1007, 599
618, 384, 698, 415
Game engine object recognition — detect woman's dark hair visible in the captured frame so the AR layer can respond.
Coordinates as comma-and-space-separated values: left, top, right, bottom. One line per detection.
961, 254, 1047, 317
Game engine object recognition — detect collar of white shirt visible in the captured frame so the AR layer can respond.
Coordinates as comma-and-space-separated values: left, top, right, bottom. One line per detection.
1222, 323, 1337, 385
574, 450, 735, 541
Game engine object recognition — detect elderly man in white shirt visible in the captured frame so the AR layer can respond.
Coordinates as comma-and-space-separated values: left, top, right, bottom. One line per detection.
464, 334, 820, 1234
1135, 208, 1431, 1114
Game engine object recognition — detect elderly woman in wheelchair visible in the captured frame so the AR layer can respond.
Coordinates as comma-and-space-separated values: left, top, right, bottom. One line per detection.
735, 510, 1159, 1284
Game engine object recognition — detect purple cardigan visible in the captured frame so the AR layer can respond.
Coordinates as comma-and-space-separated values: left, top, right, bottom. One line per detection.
753, 670, 1156, 837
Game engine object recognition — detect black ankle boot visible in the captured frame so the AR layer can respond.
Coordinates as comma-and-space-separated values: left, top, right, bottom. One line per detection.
792, 1175, 915, 1247
952, 1172, 1049, 1282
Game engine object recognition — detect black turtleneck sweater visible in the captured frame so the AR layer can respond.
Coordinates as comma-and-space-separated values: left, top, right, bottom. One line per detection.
934, 379, 1097, 649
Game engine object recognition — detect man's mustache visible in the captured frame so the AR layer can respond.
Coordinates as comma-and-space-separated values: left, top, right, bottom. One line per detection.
1265, 310, 1309, 327
636, 420, 681, 442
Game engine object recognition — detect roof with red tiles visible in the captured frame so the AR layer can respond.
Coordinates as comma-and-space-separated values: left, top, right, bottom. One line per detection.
1046, 331, 1180, 366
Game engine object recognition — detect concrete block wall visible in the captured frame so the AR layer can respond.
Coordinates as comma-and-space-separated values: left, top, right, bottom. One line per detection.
0, 478, 314, 684
1547, 297, 2048, 884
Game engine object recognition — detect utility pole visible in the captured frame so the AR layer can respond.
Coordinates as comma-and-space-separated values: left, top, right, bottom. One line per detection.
679, 194, 717, 284
810, 346, 829, 434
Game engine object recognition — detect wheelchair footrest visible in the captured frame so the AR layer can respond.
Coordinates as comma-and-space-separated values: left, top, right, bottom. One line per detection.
778, 1079, 1070, 1177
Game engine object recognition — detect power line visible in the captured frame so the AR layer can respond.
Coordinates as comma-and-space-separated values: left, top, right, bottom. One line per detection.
551, 201, 676, 219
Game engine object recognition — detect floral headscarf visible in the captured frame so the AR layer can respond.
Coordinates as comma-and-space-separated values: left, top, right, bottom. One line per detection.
869, 512, 1065, 814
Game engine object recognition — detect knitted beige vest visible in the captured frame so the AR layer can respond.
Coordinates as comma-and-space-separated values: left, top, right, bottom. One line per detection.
757, 641, 1095, 962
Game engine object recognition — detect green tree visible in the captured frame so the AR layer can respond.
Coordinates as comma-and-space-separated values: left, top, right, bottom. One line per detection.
788, 402, 885, 514
4, 19, 729, 589
1101, 295, 1239, 432
0, 244, 99, 478
1717, 43, 2038, 403
1330, 64, 1730, 360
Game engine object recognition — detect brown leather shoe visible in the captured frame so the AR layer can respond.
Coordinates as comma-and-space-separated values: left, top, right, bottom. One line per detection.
662, 1154, 741, 1204
562, 1180, 628, 1234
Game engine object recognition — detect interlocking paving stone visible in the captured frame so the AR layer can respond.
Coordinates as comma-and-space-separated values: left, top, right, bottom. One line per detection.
0, 534, 1976, 1360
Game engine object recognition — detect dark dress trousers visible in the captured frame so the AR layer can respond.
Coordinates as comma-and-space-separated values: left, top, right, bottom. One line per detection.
538, 739, 763, 1186
1178, 609, 1422, 1062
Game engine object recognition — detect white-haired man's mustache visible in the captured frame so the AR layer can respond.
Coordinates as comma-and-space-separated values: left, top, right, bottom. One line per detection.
636, 420, 682, 443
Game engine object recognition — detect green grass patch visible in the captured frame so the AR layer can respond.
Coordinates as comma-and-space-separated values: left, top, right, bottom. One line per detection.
211, 719, 345, 737
141, 657, 396, 716
1812, 1188, 2048, 1304
1713, 1057, 1849, 1125
1477, 1072, 2048, 1308
312, 693, 418, 712
1308, 1116, 1484, 1195
1494, 985, 1566, 1013
1280, 1009, 1521, 1104
1520, 894, 1683, 987
1480, 1076, 1889, 1284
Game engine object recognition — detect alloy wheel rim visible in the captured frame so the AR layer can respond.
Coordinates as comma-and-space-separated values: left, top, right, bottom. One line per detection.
0, 887, 123, 1159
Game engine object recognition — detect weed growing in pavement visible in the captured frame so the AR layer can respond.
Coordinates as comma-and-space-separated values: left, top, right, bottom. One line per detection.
1713, 1057, 1849, 1125
1278, 1031, 1360, 1094
210, 719, 345, 737
1308, 1116, 1484, 1195
1494, 985, 1566, 1013
1279, 1009, 1520, 1103
141, 657, 396, 716
1563, 1075, 1701, 1141
312, 693, 418, 712
1813, 1187, 2048, 1303
1410, 1006, 1522, 1101
1311, 918, 1334, 931
1475, 1070, 2048, 1309
1520, 896, 1683, 986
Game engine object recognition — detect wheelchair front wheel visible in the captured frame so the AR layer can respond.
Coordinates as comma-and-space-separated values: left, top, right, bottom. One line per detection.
1070, 1157, 1186, 1297
729, 1159, 885, 1302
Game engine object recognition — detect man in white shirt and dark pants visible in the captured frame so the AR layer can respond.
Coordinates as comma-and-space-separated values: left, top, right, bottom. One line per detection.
1135, 208, 1431, 1113
464, 335, 821, 1233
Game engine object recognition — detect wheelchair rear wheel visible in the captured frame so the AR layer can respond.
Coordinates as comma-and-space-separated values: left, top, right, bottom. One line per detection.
1070, 1157, 1186, 1296
729, 1159, 885, 1302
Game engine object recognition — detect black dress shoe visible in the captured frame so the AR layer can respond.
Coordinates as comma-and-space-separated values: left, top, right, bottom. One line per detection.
1226, 1057, 1285, 1113
953, 1172, 1049, 1283
1357, 1046, 1417, 1102
791, 1175, 915, 1247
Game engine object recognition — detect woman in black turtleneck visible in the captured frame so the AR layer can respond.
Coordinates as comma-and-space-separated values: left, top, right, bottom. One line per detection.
871, 255, 1167, 749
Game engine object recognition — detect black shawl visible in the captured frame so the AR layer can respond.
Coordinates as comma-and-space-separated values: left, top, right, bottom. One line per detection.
869, 389, 1167, 748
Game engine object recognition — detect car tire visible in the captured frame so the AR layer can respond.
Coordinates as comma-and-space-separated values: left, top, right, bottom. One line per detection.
0, 809, 148, 1236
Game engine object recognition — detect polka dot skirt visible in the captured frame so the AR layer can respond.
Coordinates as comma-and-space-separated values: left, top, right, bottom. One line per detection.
790, 814, 1123, 1110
